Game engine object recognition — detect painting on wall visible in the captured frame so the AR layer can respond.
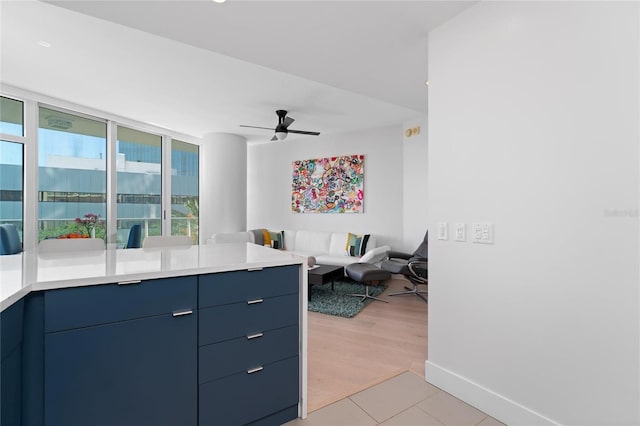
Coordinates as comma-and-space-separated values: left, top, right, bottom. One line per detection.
292, 154, 364, 213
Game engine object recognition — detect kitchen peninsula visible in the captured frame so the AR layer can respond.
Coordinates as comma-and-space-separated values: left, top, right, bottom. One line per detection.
0, 243, 307, 426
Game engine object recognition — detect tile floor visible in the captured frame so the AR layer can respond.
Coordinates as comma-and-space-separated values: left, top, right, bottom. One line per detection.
284, 371, 505, 426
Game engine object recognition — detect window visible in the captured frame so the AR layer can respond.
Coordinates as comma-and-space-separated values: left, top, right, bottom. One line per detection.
0, 141, 24, 242
38, 107, 107, 240
171, 140, 199, 243
0, 96, 24, 136
2, 93, 201, 248
116, 126, 162, 246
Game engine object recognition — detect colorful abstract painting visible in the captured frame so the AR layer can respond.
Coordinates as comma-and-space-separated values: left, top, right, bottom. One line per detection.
292, 154, 364, 213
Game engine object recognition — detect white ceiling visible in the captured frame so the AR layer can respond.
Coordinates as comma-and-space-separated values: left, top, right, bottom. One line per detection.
1, 0, 475, 143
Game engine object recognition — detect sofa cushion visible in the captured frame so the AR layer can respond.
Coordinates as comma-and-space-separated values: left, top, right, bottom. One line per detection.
249, 229, 265, 245
362, 235, 377, 253
294, 230, 332, 254
292, 249, 325, 258
284, 229, 297, 251
329, 233, 350, 257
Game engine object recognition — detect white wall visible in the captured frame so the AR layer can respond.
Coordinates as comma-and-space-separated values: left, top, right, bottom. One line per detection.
402, 118, 428, 253
427, 2, 639, 425
200, 132, 247, 243
247, 125, 406, 249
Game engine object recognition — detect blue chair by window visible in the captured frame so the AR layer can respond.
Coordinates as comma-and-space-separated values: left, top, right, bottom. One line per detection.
0, 224, 23, 255
125, 224, 142, 249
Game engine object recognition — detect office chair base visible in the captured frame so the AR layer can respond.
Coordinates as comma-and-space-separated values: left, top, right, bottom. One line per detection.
389, 286, 428, 303
348, 286, 389, 303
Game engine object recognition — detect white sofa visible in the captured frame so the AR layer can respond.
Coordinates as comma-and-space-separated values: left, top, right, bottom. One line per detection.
208, 229, 390, 267
283, 230, 389, 267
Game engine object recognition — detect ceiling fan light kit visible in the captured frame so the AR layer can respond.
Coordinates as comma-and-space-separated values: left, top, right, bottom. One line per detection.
240, 109, 320, 142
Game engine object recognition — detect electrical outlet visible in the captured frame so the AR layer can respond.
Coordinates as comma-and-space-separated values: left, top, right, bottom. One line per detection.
437, 222, 448, 240
455, 223, 466, 242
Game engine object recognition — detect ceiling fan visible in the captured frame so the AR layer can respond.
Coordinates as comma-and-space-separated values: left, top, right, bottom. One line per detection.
240, 110, 320, 141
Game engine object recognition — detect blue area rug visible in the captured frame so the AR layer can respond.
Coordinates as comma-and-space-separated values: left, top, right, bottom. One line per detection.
308, 280, 388, 318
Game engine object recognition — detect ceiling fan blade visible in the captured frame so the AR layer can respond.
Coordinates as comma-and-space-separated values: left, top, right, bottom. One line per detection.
287, 129, 320, 136
283, 116, 295, 128
242, 110, 319, 138
239, 125, 275, 131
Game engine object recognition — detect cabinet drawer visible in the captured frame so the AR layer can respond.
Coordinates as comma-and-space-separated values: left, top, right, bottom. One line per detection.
45, 276, 197, 333
199, 356, 299, 426
199, 265, 299, 308
199, 324, 298, 384
199, 294, 298, 346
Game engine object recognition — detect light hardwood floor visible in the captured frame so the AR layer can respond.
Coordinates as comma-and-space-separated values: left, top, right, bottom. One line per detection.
306, 275, 428, 413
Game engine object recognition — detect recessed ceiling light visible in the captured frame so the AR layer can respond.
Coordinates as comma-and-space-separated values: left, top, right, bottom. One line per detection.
425, 80, 429, 86
212, 0, 226, 3
37, 41, 51, 48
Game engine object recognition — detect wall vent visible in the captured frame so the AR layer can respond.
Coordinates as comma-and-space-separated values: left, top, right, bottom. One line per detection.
47, 116, 72, 130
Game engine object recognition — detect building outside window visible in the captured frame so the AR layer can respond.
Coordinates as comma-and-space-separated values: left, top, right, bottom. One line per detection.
2, 96, 200, 248
1, 97, 25, 242
0, 141, 24, 240
38, 107, 107, 240
171, 139, 199, 243
116, 126, 162, 246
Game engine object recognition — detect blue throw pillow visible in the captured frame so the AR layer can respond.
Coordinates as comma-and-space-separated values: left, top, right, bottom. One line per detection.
269, 230, 285, 249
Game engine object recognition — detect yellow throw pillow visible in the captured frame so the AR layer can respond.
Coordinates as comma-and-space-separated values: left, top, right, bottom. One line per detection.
262, 229, 272, 246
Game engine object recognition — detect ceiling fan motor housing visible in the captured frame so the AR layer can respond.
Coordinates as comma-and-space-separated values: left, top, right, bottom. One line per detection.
239, 109, 319, 141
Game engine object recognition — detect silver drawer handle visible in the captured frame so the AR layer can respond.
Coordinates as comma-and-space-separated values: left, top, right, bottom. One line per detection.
247, 366, 263, 374
248, 267, 263, 272
117, 280, 141, 286
172, 310, 193, 317
247, 332, 263, 340
247, 299, 263, 305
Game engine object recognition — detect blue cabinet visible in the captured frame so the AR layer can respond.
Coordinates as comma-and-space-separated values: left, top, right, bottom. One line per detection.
1, 299, 24, 426
199, 266, 299, 308
44, 275, 197, 333
199, 356, 299, 425
198, 265, 300, 425
45, 314, 196, 426
5, 263, 301, 426
43, 277, 197, 426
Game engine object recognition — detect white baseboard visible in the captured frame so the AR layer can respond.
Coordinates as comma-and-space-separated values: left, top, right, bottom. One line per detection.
425, 360, 560, 426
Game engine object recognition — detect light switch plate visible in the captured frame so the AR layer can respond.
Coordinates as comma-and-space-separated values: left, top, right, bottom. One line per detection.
472, 223, 483, 243
437, 222, 448, 240
481, 223, 494, 244
455, 223, 466, 242
472, 222, 494, 244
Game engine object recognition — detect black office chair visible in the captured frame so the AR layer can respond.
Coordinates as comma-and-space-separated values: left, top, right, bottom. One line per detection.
125, 224, 142, 249
381, 230, 428, 302
0, 224, 22, 255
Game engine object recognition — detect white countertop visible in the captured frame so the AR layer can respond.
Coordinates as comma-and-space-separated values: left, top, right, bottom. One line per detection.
0, 243, 306, 312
